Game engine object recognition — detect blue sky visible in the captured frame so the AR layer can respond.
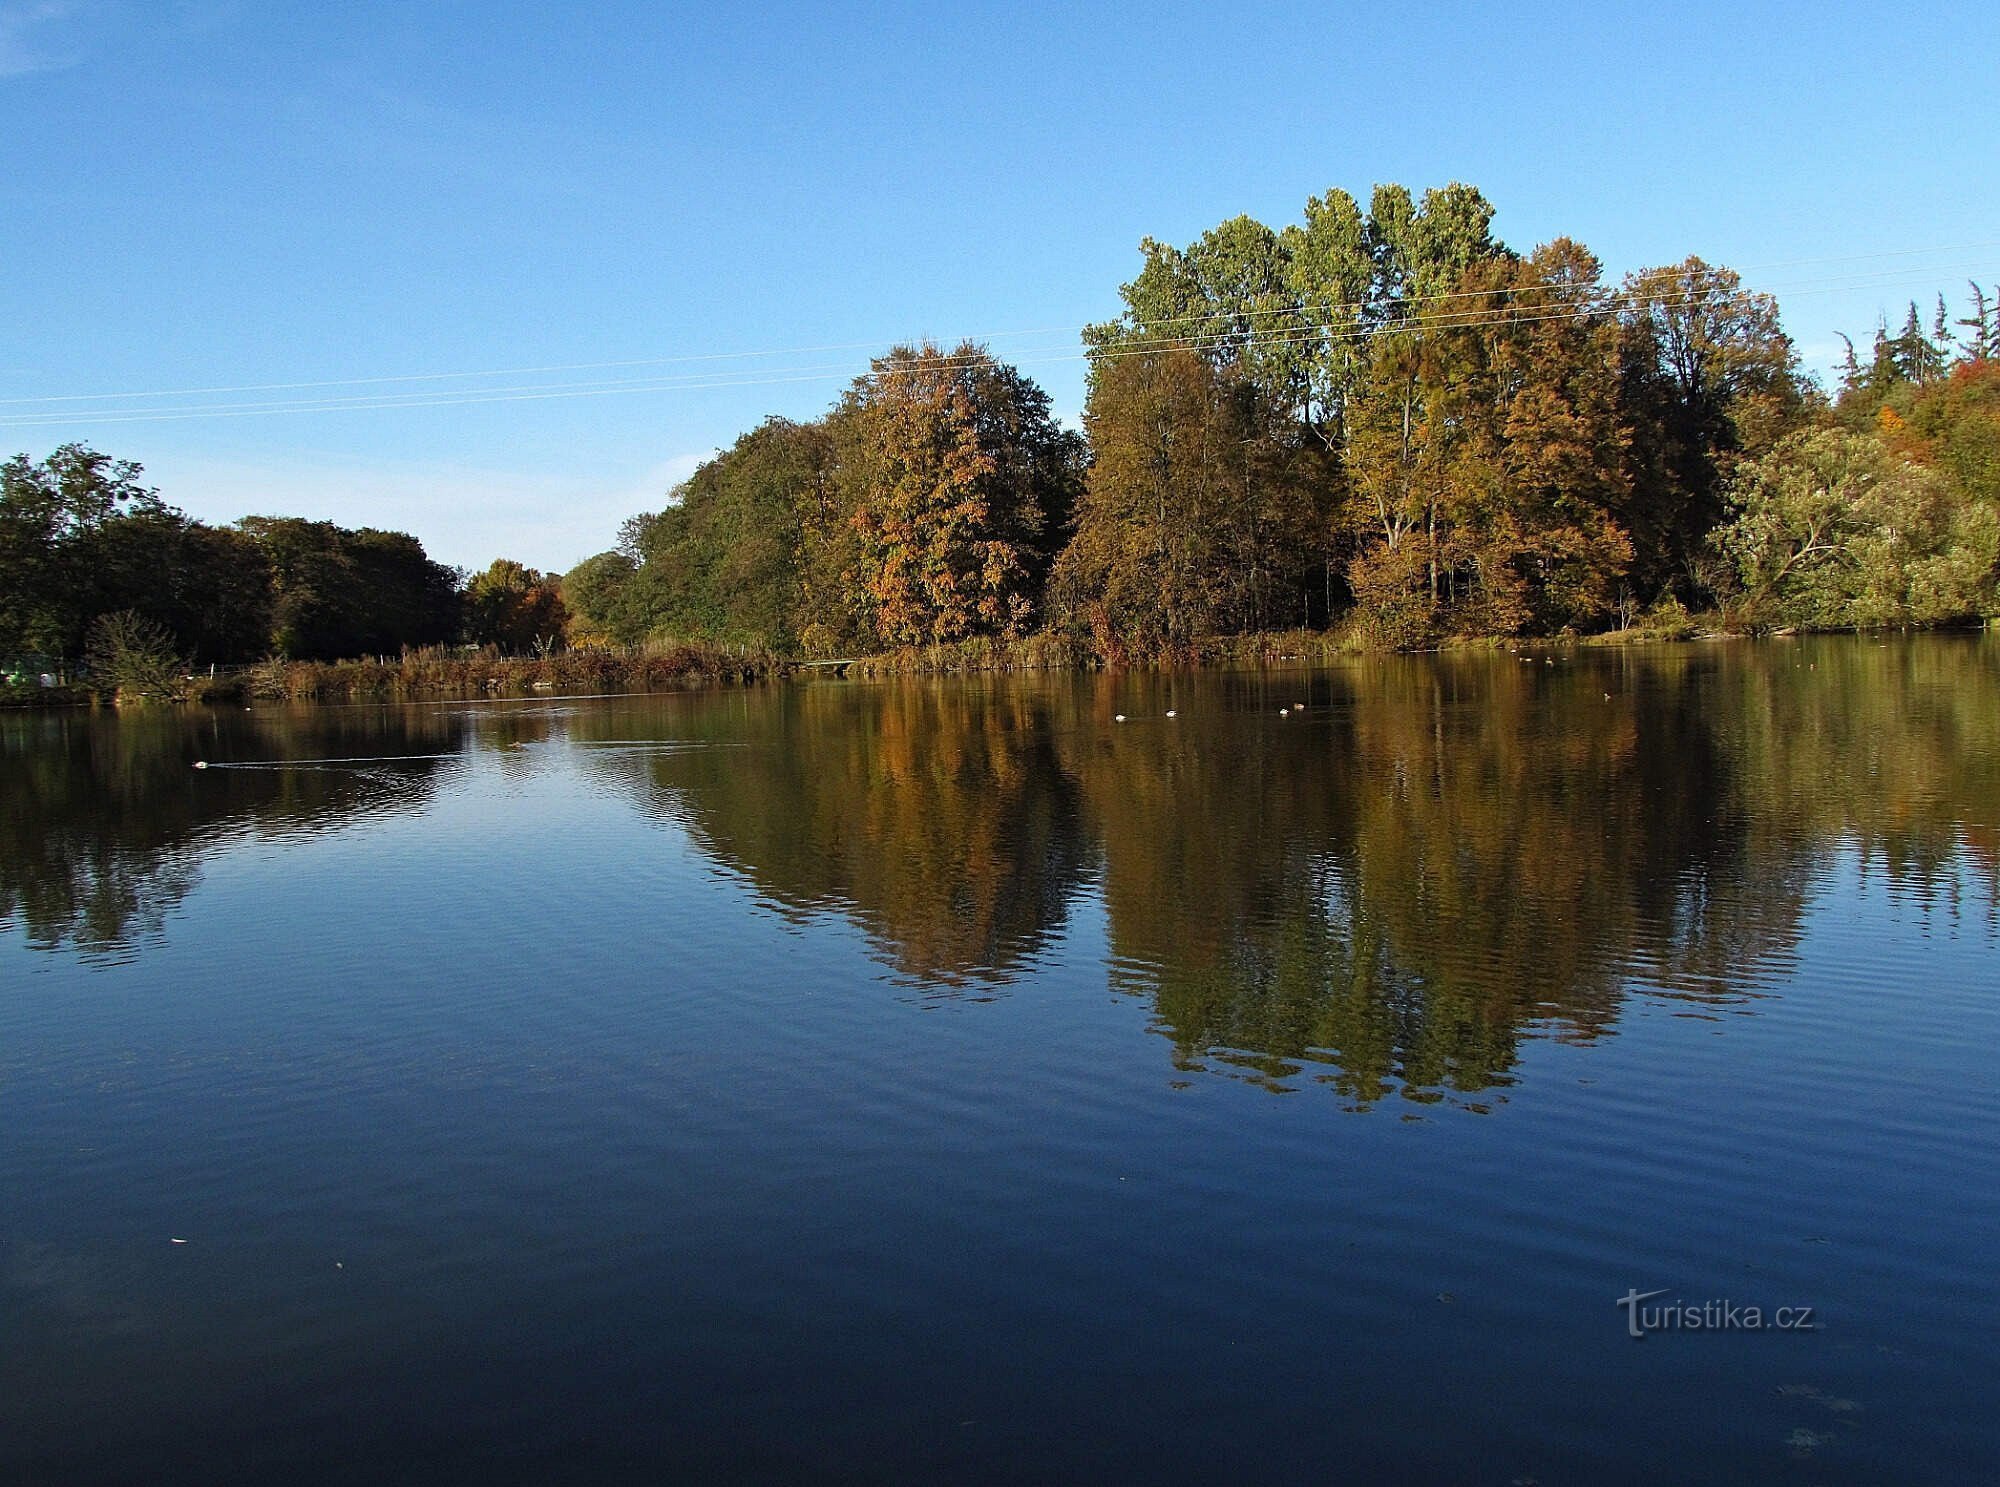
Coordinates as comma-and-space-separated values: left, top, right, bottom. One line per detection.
3, 1, 1996, 570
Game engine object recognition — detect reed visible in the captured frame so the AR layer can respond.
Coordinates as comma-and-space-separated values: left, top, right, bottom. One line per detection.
242, 642, 782, 701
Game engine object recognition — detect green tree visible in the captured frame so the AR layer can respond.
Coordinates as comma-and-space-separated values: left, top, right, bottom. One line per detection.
1279, 186, 1374, 439
0, 445, 168, 658
1, 446, 272, 663
1617, 258, 1807, 601
602, 418, 837, 653
560, 550, 641, 647
1716, 426, 1998, 627
238, 517, 460, 659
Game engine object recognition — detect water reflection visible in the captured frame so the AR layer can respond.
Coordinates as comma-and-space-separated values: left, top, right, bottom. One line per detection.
6, 638, 1996, 1103
572, 683, 1096, 988
1062, 656, 1814, 1105
0, 706, 471, 959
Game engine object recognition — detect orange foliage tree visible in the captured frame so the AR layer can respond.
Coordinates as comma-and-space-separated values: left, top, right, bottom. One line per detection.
833, 342, 1081, 648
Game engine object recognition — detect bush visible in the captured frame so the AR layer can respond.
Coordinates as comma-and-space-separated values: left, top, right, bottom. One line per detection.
84, 610, 190, 703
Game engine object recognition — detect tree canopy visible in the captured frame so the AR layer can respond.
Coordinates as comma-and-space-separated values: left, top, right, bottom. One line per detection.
14, 186, 1997, 682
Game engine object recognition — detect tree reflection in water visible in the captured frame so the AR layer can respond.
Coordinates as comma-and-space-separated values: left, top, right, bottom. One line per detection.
8, 636, 1995, 1106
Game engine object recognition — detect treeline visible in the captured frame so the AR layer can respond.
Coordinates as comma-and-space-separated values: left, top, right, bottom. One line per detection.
566, 182, 2000, 655
0, 445, 573, 670
10, 182, 1997, 681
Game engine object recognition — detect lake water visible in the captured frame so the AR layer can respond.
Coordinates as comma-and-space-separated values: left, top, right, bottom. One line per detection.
3, 636, 1996, 1484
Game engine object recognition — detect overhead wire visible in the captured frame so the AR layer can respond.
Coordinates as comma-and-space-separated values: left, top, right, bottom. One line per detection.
0, 254, 1991, 429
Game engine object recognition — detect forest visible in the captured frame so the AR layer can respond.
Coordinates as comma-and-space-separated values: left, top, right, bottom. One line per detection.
0, 450, 569, 681
569, 184, 1999, 658
5, 181, 1997, 690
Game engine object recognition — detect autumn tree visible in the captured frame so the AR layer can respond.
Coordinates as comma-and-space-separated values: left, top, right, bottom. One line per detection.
1058, 347, 1246, 655
1339, 323, 1472, 644
1617, 258, 1807, 600
1486, 240, 1636, 631
464, 559, 570, 652
835, 342, 1081, 648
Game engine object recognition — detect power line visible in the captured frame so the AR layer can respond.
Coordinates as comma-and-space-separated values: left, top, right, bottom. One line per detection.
5, 257, 1986, 421
1, 238, 1993, 415
0, 260, 1990, 429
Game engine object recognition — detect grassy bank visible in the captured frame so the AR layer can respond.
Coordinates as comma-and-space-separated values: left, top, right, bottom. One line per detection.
18, 617, 1992, 708
838, 617, 1697, 675
5, 641, 782, 708
238, 642, 781, 702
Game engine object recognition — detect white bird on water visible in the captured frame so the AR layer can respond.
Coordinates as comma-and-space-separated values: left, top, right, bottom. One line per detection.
1165, 710, 1177, 719
1114, 714, 1127, 723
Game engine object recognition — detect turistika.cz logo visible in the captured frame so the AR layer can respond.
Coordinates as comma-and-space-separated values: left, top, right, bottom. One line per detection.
1617, 1288, 1818, 1338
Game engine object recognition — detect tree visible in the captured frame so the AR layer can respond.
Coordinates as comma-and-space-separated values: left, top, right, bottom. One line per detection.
1899, 359, 2000, 507
464, 559, 569, 652
1488, 240, 1636, 631
1, 446, 272, 663
1955, 282, 1997, 364
1058, 343, 1332, 658
1715, 427, 1998, 627
84, 610, 190, 702
1055, 346, 1254, 657
835, 342, 1081, 648
1087, 216, 1312, 417
594, 418, 839, 653
70, 511, 272, 662
0, 444, 168, 657
237, 517, 460, 659
1365, 181, 1502, 307
1340, 324, 1469, 644
1279, 186, 1375, 439
560, 551, 640, 647
1086, 182, 1507, 445
1617, 258, 1806, 601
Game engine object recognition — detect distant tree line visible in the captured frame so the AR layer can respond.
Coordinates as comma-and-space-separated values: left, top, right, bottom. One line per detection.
565, 182, 1998, 655
9, 181, 1996, 677
0, 447, 571, 670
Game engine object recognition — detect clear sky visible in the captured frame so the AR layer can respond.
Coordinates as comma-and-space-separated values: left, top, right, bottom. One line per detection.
3, 1, 1996, 571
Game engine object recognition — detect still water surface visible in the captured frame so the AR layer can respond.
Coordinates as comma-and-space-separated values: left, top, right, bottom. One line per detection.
3, 637, 1996, 1483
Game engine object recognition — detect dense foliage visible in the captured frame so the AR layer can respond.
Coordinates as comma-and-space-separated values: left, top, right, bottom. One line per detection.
1716, 290, 2000, 629
570, 347, 1083, 657
9, 181, 1997, 683
568, 184, 1998, 658
0, 450, 552, 672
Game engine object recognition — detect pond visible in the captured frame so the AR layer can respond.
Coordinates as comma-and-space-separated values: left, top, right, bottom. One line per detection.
3, 635, 1996, 1483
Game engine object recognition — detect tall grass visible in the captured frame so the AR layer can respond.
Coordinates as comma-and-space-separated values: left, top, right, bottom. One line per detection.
243, 641, 781, 702
843, 630, 1095, 678
844, 623, 1386, 676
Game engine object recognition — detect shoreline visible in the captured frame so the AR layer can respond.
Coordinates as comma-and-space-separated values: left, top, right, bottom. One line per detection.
9, 620, 1992, 710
